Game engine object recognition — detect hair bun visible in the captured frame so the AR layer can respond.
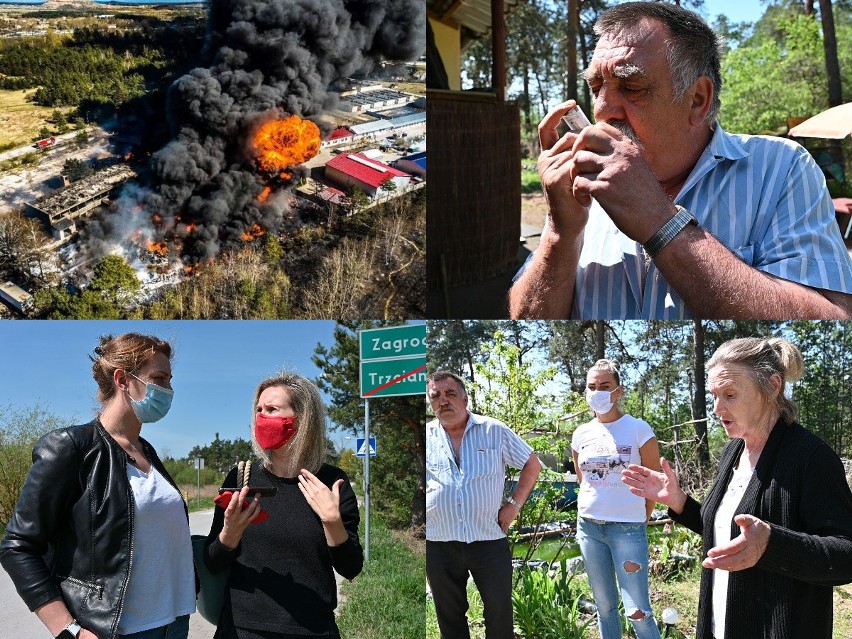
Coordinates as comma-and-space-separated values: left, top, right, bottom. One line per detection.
767, 338, 804, 383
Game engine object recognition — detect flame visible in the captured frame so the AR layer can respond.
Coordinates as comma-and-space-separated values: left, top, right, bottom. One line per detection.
146, 241, 169, 257
241, 223, 266, 241
258, 186, 272, 203
253, 115, 321, 178
152, 213, 164, 225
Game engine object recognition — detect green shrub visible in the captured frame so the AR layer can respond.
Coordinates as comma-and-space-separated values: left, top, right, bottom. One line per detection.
512, 559, 595, 639
0, 404, 73, 527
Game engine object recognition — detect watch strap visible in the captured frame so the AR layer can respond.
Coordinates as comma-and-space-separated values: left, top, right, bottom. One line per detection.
643, 205, 697, 258
507, 495, 523, 509
56, 620, 82, 639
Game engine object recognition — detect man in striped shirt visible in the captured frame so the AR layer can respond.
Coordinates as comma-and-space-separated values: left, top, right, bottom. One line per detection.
426, 371, 541, 639
509, 2, 852, 319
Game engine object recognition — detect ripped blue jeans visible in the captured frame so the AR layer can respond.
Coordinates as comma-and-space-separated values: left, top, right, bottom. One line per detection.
576, 518, 661, 639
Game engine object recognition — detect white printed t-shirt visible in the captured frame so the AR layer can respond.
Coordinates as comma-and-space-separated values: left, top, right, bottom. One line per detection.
571, 414, 655, 522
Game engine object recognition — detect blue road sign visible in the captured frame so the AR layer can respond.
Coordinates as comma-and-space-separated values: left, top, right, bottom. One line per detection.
356, 437, 377, 457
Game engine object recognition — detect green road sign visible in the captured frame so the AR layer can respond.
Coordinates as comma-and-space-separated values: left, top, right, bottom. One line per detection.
360, 324, 427, 361
360, 357, 427, 398
359, 324, 426, 398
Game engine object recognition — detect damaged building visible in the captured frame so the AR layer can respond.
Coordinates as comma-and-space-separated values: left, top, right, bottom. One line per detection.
25, 164, 137, 241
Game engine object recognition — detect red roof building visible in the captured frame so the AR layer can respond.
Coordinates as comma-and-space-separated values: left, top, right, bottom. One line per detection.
323, 127, 354, 146
325, 152, 412, 199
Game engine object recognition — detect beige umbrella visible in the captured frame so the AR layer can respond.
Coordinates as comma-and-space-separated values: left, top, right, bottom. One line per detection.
788, 102, 852, 139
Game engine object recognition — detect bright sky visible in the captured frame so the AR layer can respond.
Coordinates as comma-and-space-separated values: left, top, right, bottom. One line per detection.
704, 0, 767, 26
0, 321, 420, 459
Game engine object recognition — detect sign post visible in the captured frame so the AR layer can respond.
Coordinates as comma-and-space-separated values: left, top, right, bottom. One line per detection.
359, 323, 426, 561
194, 457, 204, 501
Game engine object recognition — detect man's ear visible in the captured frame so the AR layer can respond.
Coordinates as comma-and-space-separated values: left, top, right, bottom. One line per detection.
688, 76, 714, 127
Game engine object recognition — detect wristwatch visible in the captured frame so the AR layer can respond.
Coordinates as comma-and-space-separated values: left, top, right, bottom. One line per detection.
643, 205, 698, 258
506, 495, 523, 509
56, 620, 82, 639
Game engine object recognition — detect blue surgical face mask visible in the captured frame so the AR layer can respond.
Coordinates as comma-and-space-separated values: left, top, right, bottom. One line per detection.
127, 372, 174, 423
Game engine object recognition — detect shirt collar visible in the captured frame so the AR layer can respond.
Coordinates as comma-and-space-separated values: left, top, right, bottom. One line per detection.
428, 411, 477, 431
677, 124, 748, 207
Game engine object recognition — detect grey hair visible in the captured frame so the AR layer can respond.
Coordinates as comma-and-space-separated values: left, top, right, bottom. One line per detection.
707, 338, 804, 426
588, 359, 621, 386
251, 371, 327, 475
594, 1, 723, 126
427, 370, 468, 397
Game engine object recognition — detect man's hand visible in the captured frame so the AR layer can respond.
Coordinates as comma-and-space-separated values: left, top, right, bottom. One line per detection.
702, 514, 771, 571
537, 100, 592, 238
569, 122, 674, 243
498, 502, 520, 532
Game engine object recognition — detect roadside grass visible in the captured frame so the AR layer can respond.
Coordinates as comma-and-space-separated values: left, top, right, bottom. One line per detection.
0, 89, 61, 149
521, 168, 541, 194
186, 496, 216, 512
337, 517, 425, 639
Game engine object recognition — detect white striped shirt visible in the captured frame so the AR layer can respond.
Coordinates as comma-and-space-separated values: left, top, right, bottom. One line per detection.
426, 413, 535, 543
520, 125, 852, 318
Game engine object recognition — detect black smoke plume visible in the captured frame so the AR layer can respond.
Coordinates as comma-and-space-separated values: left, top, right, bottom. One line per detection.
97, 0, 424, 262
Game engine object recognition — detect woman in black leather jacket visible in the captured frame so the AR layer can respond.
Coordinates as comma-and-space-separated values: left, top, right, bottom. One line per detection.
0, 333, 195, 639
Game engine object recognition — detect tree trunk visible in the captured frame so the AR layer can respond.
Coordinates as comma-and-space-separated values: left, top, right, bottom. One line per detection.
578, 9, 591, 116
818, 0, 842, 107
410, 415, 426, 529
522, 67, 533, 136
803, 0, 815, 16
692, 320, 710, 480
566, 0, 579, 101
594, 320, 605, 360
817, 0, 844, 172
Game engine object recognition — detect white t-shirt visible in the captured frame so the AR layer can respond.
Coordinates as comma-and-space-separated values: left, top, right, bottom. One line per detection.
711, 459, 754, 639
117, 465, 196, 635
571, 414, 656, 522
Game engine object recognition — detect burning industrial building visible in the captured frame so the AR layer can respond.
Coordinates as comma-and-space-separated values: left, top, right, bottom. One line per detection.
82, 0, 424, 265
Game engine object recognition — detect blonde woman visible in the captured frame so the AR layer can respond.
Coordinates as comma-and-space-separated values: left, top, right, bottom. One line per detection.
204, 372, 363, 639
623, 338, 852, 639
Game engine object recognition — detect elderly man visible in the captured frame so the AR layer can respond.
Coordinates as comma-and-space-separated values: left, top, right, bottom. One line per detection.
509, 1, 852, 319
426, 371, 542, 639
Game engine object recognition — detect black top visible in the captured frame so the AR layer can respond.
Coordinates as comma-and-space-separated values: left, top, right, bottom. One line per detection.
670, 421, 852, 639
205, 462, 363, 637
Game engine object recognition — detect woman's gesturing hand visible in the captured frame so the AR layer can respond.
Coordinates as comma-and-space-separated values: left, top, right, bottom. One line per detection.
298, 469, 343, 523
621, 457, 688, 514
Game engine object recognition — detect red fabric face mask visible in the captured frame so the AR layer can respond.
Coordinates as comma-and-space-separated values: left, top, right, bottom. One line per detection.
255, 413, 298, 450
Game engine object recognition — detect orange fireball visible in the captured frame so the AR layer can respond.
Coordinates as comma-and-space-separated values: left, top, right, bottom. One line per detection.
253, 115, 321, 177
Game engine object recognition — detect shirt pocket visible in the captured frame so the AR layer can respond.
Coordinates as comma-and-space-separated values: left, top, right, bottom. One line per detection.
470, 448, 502, 477
426, 453, 450, 513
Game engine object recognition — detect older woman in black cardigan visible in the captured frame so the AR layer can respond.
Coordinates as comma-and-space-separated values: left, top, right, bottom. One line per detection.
623, 337, 852, 639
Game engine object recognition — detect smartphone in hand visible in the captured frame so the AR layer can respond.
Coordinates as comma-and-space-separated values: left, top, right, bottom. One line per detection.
218, 486, 278, 496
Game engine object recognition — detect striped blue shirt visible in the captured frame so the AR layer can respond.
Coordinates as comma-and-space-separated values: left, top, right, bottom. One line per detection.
520, 125, 852, 318
426, 413, 535, 543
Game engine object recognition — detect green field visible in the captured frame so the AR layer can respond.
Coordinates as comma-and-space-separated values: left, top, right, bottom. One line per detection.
0, 89, 61, 150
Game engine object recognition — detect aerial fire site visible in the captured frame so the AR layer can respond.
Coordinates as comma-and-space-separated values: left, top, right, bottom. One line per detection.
92, 0, 420, 264
0, 0, 425, 317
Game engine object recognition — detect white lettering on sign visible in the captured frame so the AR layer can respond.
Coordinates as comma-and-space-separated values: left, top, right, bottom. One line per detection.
369, 370, 428, 386
371, 335, 426, 354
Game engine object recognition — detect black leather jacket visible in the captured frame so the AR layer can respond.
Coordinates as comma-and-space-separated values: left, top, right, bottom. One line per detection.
0, 420, 191, 639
